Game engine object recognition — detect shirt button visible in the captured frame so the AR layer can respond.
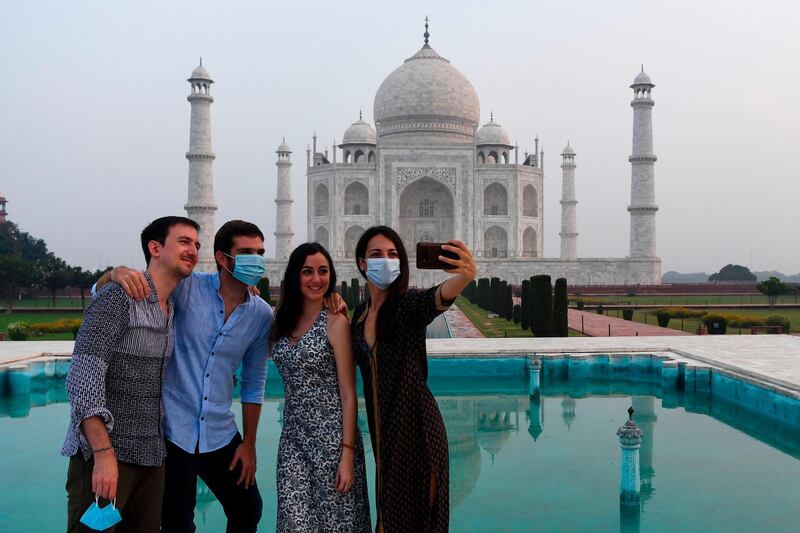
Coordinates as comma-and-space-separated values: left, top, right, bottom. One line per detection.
204, 396, 208, 400
200, 416, 205, 421
206, 373, 210, 378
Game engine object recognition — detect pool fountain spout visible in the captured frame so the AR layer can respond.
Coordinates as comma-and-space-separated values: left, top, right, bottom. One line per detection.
527, 357, 542, 398
617, 406, 643, 505
618, 406, 642, 532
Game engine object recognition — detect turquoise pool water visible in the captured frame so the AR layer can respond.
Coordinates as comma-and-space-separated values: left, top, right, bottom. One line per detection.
1, 363, 799, 531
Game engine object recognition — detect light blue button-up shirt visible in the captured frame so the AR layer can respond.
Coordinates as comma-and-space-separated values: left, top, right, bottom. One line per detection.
164, 271, 272, 453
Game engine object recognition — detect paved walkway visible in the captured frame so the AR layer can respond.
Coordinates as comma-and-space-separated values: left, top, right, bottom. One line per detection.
568, 309, 690, 337
445, 305, 484, 338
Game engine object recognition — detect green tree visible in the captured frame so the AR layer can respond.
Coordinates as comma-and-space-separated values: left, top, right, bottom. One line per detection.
531, 275, 553, 337
757, 276, 790, 308
256, 276, 272, 306
552, 278, 568, 337
709, 264, 756, 282
70, 267, 108, 309
520, 280, 530, 329
350, 278, 361, 308
41, 256, 71, 307
477, 278, 490, 310
341, 281, 350, 308
0, 255, 37, 311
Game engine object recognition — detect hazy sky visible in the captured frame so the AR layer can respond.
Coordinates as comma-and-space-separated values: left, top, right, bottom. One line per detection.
2, 1, 799, 274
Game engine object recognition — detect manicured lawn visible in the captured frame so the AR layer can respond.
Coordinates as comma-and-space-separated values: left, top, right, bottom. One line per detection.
0, 311, 84, 340
601, 307, 799, 334
455, 297, 583, 337
580, 294, 798, 306
6, 297, 87, 308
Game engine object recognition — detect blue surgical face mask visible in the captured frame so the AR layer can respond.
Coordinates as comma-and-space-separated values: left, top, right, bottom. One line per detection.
366, 258, 401, 290
80, 497, 122, 531
224, 253, 266, 286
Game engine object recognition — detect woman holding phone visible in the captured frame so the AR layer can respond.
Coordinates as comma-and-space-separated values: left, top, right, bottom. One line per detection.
350, 226, 476, 532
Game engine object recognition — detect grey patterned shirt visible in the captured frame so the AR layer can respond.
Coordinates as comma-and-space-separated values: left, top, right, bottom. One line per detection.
61, 271, 174, 466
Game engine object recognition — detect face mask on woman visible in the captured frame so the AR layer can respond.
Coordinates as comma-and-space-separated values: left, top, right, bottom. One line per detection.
366, 258, 401, 290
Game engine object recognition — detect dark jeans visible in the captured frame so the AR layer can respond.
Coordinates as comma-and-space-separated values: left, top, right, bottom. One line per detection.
66, 454, 165, 533
161, 433, 263, 533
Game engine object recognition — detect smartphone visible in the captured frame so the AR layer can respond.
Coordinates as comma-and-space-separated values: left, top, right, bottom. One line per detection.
416, 242, 460, 270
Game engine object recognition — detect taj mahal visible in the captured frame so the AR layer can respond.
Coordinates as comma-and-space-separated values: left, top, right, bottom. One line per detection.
183, 23, 661, 286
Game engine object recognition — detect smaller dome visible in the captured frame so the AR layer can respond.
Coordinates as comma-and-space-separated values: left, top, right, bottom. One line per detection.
476, 117, 511, 146
632, 69, 653, 86
561, 142, 575, 156
189, 64, 212, 81
277, 138, 291, 152
341, 116, 377, 146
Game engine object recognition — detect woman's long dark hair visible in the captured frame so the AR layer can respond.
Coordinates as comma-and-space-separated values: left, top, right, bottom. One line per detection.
355, 225, 409, 343
271, 242, 336, 342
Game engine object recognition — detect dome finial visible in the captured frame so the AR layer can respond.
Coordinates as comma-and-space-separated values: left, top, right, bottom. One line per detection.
359, 109, 362, 120
641, 63, 644, 73
424, 16, 430, 46
200, 56, 202, 67
490, 111, 494, 122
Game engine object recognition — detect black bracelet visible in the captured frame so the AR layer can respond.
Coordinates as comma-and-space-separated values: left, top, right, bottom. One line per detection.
92, 446, 114, 454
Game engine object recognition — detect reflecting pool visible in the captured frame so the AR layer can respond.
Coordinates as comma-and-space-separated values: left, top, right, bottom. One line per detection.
1, 371, 799, 531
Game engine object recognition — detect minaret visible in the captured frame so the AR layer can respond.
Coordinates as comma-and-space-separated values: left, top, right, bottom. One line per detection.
0, 192, 7, 223
184, 59, 217, 272
274, 139, 294, 260
628, 66, 658, 258
559, 142, 578, 259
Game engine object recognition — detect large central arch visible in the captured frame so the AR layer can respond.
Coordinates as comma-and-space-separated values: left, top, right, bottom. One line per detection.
398, 177, 454, 252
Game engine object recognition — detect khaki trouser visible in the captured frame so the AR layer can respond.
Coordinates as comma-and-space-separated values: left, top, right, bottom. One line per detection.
66, 454, 165, 533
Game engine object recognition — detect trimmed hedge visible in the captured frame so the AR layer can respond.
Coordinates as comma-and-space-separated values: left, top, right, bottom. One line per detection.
622, 308, 634, 321
7, 321, 29, 341
656, 311, 671, 328
512, 304, 521, 324
764, 315, 790, 333
553, 278, 568, 337
28, 319, 83, 335
531, 275, 553, 337
703, 314, 728, 335
520, 280, 530, 329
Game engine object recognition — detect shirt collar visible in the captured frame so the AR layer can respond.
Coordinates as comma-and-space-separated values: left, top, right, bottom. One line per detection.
143, 269, 174, 306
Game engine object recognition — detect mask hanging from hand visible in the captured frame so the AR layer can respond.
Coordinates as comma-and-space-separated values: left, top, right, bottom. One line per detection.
224, 253, 266, 286
366, 258, 401, 290
80, 497, 122, 531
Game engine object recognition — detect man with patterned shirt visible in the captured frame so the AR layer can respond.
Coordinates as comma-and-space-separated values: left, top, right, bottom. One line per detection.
62, 216, 200, 532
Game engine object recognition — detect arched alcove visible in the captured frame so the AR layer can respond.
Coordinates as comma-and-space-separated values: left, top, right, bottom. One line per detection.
344, 182, 369, 215
483, 225, 508, 258
483, 182, 508, 216
314, 184, 329, 216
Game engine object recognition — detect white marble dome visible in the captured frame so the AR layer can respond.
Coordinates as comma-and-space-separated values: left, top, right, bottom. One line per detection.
632, 70, 653, 86
476, 118, 511, 146
341, 117, 377, 145
189, 64, 212, 80
277, 139, 291, 152
561, 142, 575, 155
373, 45, 480, 126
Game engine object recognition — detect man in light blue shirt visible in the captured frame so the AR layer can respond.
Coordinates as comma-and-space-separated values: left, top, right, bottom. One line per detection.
100, 220, 271, 532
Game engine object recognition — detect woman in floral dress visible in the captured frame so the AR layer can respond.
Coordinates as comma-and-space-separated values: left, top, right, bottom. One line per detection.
271, 242, 370, 532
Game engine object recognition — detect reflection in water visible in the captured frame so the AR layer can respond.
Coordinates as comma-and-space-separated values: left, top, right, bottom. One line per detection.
632, 396, 656, 506
561, 397, 576, 431
4, 372, 800, 531
527, 395, 544, 441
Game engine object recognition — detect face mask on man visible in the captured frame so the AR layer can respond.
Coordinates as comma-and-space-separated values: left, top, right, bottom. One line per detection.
366, 258, 401, 290
223, 253, 266, 286
80, 497, 122, 531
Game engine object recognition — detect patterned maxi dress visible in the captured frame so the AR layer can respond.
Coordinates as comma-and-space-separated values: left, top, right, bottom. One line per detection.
351, 285, 454, 532
272, 309, 371, 532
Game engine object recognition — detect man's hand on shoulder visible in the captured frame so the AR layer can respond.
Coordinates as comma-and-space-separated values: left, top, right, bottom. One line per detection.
324, 292, 349, 320
109, 267, 150, 301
